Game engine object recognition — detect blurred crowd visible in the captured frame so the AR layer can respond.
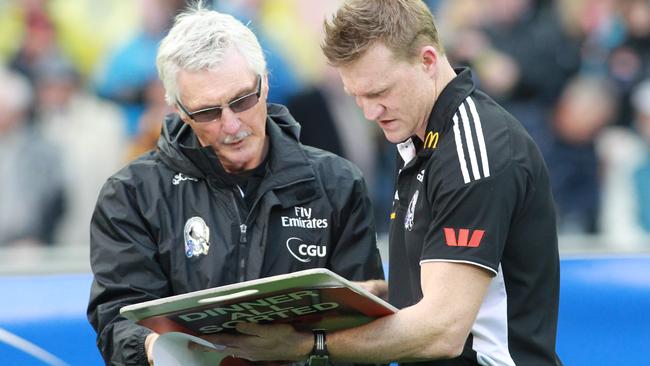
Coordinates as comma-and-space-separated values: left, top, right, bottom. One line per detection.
0, 0, 649, 249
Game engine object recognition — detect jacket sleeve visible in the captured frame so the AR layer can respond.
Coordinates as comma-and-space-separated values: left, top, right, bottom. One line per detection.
87, 176, 170, 365
327, 166, 385, 282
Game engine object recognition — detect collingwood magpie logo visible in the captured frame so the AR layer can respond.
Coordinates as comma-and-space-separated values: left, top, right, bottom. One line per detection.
281, 206, 328, 229
286, 237, 326, 262
404, 190, 419, 231
173, 173, 198, 185
184, 217, 210, 257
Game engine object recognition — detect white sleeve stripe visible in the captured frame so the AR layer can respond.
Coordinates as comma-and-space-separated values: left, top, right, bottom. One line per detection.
459, 103, 482, 180
452, 113, 471, 183
466, 96, 490, 178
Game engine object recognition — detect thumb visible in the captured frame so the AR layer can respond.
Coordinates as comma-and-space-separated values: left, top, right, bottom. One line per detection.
145, 333, 160, 365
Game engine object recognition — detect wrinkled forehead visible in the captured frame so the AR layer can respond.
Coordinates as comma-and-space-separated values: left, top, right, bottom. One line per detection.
176, 48, 258, 107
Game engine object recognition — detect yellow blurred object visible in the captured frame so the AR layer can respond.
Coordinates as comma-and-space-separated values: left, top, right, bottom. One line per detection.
49, 0, 139, 77
0, 2, 26, 63
260, 0, 337, 83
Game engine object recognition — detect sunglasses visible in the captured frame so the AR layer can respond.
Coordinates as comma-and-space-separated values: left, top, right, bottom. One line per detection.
176, 75, 262, 123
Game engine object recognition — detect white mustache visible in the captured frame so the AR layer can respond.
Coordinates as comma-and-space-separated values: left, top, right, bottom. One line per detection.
223, 130, 251, 144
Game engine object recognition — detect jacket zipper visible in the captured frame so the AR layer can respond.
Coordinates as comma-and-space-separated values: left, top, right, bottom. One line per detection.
230, 191, 247, 282
239, 224, 247, 243
231, 177, 315, 281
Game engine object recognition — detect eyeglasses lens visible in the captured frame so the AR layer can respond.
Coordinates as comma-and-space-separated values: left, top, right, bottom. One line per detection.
187, 76, 261, 123
193, 109, 222, 123
230, 93, 259, 113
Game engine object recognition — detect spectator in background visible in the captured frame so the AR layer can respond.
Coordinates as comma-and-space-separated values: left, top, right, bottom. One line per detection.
441, 0, 581, 157
8, 0, 61, 84
0, 67, 65, 246
94, 0, 184, 136
608, 0, 650, 128
549, 75, 617, 234
124, 79, 172, 161
0, 0, 145, 80
440, 0, 631, 237
33, 56, 127, 246
597, 81, 649, 247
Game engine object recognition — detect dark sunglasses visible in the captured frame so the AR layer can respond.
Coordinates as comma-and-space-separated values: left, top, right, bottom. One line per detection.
176, 75, 262, 123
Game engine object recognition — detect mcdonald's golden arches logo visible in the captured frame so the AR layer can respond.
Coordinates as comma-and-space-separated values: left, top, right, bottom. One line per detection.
424, 131, 439, 149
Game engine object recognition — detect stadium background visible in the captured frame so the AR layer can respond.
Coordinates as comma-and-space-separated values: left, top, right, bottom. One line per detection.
1, 0, 649, 364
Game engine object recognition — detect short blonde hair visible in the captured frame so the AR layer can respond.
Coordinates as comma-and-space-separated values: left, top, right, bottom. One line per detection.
322, 0, 443, 66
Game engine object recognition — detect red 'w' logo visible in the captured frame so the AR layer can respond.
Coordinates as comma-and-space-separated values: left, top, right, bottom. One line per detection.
443, 228, 485, 247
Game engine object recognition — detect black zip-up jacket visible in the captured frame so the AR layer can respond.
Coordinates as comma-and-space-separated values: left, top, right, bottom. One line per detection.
87, 104, 384, 365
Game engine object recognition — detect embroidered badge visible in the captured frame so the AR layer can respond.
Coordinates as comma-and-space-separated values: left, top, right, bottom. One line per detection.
173, 173, 198, 185
404, 190, 419, 231
184, 216, 210, 257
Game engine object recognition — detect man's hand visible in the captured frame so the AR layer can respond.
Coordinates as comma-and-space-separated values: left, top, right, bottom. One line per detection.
145, 332, 160, 365
199, 323, 313, 362
355, 279, 388, 300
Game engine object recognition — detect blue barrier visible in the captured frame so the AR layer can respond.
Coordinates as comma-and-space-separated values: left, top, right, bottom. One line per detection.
0, 273, 102, 365
556, 256, 650, 365
1, 256, 648, 365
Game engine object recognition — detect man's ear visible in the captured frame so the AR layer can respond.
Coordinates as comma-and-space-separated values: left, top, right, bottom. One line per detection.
420, 45, 439, 75
262, 73, 270, 98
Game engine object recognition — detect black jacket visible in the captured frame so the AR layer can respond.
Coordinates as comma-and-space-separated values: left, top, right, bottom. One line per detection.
87, 104, 384, 365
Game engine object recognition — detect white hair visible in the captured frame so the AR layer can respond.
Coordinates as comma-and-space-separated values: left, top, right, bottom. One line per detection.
156, 1, 267, 105
0, 67, 32, 113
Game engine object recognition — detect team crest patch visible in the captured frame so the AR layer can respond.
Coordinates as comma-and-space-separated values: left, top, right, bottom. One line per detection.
404, 190, 419, 231
184, 217, 210, 257
173, 172, 198, 185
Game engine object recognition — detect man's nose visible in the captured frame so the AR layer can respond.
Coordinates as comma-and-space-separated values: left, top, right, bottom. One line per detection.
220, 108, 241, 134
363, 102, 385, 121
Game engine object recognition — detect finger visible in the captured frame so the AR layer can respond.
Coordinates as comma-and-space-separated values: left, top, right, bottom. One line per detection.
203, 333, 242, 346
235, 322, 264, 335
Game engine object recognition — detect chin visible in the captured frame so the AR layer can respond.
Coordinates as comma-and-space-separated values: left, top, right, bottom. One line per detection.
222, 159, 250, 174
384, 131, 408, 144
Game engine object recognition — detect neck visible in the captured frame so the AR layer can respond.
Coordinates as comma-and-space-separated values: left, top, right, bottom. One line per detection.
434, 58, 457, 100
417, 57, 456, 140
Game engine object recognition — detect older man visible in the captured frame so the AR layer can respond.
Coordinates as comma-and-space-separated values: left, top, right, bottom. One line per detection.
86, 3, 384, 365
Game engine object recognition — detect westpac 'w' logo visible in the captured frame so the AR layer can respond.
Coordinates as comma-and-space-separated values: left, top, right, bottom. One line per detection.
443, 228, 485, 247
